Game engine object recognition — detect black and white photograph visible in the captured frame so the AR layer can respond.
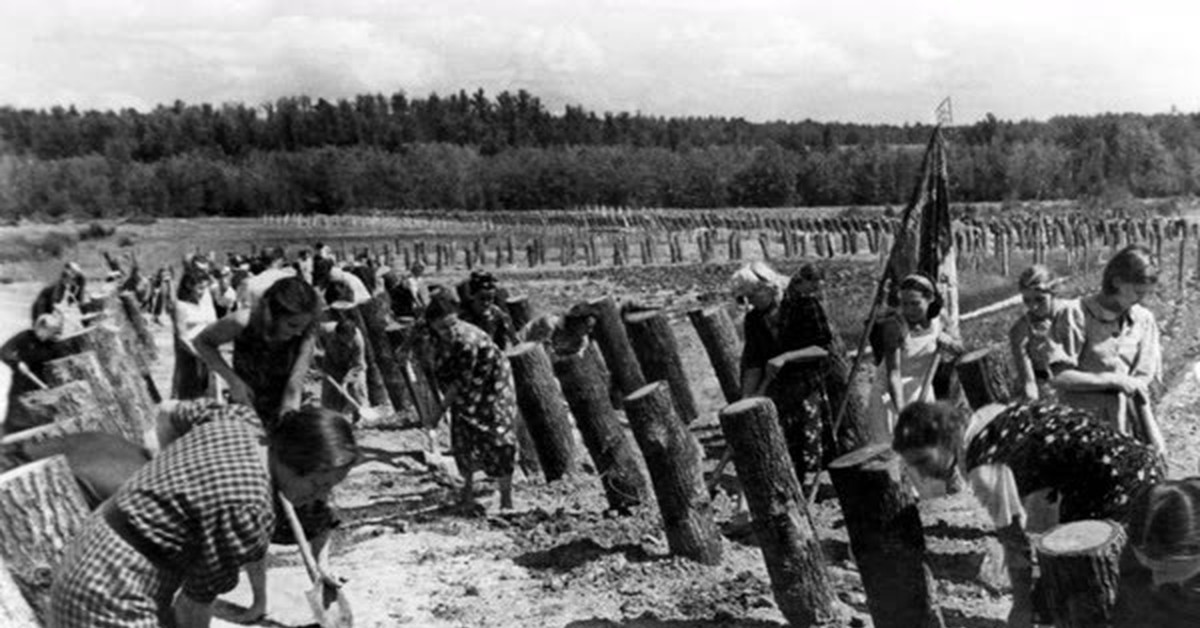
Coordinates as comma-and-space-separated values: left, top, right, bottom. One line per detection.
2, 1, 1200, 626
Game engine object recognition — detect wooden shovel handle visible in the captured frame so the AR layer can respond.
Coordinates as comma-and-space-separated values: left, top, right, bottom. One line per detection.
323, 374, 365, 415
278, 492, 323, 585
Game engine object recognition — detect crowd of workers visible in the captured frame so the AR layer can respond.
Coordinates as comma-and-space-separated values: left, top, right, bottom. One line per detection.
1, 238, 1199, 626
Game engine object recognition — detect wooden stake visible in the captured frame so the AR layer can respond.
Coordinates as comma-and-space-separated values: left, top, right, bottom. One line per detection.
718, 397, 845, 626
955, 347, 1014, 410
828, 443, 945, 628
623, 309, 698, 424
0, 557, 38, 627
624, 382, 723, 565
506, 343, 576, 482
687, 307, 743, 404
586, 296, 646, 404
1036, 519, 1125, 628
0, 456, 90, 621
552, 345, 648, 512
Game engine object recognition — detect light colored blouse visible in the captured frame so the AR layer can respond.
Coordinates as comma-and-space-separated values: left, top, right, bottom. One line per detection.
1048, 295, 1161, 427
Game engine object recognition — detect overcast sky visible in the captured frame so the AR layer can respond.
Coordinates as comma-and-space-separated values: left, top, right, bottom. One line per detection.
1, 0, 1198, 124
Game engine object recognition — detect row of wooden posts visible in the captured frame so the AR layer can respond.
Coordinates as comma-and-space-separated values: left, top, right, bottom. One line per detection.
272, 213, 1197, 280
0, 275, 1169, 627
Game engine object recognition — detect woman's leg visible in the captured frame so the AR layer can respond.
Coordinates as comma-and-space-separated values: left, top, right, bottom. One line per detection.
996, 520, 1034, 628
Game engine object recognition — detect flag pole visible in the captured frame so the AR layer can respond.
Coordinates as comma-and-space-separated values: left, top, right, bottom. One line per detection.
805, 126, 943, 506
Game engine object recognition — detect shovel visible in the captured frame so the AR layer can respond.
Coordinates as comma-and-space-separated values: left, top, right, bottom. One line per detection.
323, 374, 381, 424
279, 493, 354, 628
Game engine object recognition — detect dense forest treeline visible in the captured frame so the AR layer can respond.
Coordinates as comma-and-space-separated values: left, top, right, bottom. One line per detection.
1, 88, 1199, 218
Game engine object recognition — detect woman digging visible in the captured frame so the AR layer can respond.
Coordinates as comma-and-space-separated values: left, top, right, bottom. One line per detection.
424, 288, 517, 513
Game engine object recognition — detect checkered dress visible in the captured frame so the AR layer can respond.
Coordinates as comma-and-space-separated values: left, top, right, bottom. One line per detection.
163, 399, 337, 545
49, 419, 275, 627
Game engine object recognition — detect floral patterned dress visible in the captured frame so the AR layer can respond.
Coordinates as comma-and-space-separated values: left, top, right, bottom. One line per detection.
433, 319, 517, 477
964, 401, 1164, 525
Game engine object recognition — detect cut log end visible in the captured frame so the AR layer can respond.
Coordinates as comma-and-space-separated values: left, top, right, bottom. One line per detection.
625, 382, 664, 404
623, 309, 661, 325
828, 443, 895, 470
505, 341, 540, 358
1039, 520, 1123, 555
720, 396, 771, 417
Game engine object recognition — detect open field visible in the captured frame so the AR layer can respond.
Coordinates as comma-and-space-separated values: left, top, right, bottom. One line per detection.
4, 202, 1200, 627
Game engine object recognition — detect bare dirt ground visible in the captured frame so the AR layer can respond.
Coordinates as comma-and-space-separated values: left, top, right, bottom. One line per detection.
4, 217, 1200, 627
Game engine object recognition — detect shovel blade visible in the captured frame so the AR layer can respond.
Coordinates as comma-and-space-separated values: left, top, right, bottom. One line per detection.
306, 583, 353, 628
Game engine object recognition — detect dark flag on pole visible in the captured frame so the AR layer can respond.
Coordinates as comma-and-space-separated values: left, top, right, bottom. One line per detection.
883, 125, 958, 333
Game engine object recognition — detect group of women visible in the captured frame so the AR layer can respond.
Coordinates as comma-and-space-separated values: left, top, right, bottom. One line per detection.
727, 243, 1200, 627
0, 246, 521, 627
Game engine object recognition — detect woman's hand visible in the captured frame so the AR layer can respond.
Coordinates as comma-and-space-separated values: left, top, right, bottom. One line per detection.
1108, 373, 1148, 398
936, 332, 964, 358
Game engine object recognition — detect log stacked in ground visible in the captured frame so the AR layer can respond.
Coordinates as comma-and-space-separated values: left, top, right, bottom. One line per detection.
718, 397, 844, 627
507, 342, 576, 482
1036, 519, 1125, 628
0, 456, 91, 622
687, 307, 742, 404
623, 309, 698, 424
553, 345, 648, 512
624, 382, 722, 565
828, 443, 944, 628
586, 296, 646, 404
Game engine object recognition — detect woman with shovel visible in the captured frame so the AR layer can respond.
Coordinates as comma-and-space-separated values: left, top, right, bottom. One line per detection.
319, 298, 368, 419
1, 311, 64, 436
50, 402, 358, 628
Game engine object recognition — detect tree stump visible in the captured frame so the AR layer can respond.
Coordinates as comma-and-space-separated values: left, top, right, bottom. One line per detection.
506, 343, 576, 482
687, 307, 742, 404
118, 291, 157, 363
623, 309, 698, 424
505, 295, 535, 330
718, 397, 844, 627
49, 325, 156, 438
358, 296, 408, 416
955, 347, 1014, 410
553, 346, 648, 513
44, 350, 124, 433
828, 443, 945, 628
349, 305, 392, 412
0, 558, 38, 627
11, 380, 136, 444
0, 455, 90, 622
1036, 519, 1125, 628
587, 296, 646, 404
624, 382, 722, 565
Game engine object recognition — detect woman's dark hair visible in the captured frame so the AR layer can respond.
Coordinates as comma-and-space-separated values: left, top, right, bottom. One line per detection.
424, 286, 460, 322
312, 256, 334, 288
176, 269, 207, 304
1126, 478, 1200, 560
898, 273, 943, 320
259, 276, 320, 330
893, 401, 964, 453
1102, 244, 1159, 295
270, 406, 359, 475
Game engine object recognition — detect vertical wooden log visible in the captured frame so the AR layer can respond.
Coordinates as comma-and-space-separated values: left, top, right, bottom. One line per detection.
955, 348, 1014, 410
1036, 520, 1125, 628
11, 380, 136, 444
553, 348, 648, 513
505, 295, 534, 330
0, 558, 38, 627
349, 306, 391, 411
1178, 228, 1188, 292
118, 292, 157, 363
623, 310, 698, 424
687, 307, 743, 404
49, 325, 155, 438
0, 456, 90, 622
718, 398, 844, 627
506, 343, 576, 482
624, 382, 722, 564
587, 296, 647, 403
828, 444, 945, 628
358, 297, 407, 415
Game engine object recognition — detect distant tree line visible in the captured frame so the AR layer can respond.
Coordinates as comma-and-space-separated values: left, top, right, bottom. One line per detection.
1, 88, 1199, 219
